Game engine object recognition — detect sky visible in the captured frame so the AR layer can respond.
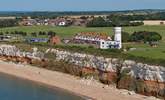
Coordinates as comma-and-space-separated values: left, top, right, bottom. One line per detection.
0, 0, 165, 11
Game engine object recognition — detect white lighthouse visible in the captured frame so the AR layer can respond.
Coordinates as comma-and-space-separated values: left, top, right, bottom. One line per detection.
114, 27, 122, 49
99, 27, 122, 49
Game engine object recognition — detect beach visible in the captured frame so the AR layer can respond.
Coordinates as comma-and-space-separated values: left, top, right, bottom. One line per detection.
0, 61, 158, 100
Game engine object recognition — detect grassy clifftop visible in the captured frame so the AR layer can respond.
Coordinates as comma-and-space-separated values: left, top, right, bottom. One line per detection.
0, 25, 165, 63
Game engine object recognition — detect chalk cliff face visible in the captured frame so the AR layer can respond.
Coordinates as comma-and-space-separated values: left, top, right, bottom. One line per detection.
0, 45, 44, 60
119, 61, 165, 97
46, 49, 118, 72
46, 49, 165, 82
46, 48, 165, 97
0, 45, 164, 98
122, 60, 165, 83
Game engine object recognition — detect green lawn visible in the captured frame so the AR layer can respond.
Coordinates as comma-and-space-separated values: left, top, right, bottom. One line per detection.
0, 26, 115, 38
124, 42, 165, 60
0, 25, 165, 60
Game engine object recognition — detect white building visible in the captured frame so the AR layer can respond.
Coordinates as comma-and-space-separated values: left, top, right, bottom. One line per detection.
73, 32, 111, 45
100, 27, 122, 49
58, 21, 66, 26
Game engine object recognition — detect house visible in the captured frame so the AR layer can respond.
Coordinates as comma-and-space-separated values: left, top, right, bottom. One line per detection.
0, 36, 13, 41
72, 17, 93, 26
49, 36, 61, 45
73, 32, 112, 45
33, 18, 49, 26
58, 21, 66, 26
19, 19, 37, 26
48, 18, 68, 26
73, 27, 122, 49
149, 41, 158, 48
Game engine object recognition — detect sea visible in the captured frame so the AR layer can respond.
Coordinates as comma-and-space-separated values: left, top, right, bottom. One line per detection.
0, 72, 85, 100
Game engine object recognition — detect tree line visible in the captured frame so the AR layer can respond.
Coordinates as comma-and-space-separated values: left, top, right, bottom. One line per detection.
86, 17, 144, 27
0, 31, 56, 37
0, 19, 19, 28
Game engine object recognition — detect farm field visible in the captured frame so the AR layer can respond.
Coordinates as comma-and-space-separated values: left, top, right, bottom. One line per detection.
0, 25, 165, 60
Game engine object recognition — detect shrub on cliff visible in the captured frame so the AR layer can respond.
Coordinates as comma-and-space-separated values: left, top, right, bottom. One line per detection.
117, 69, 147, 93
44, 60, 81, 76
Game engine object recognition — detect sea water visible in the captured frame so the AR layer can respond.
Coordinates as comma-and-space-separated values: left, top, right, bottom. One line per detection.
0, 73, 85, 100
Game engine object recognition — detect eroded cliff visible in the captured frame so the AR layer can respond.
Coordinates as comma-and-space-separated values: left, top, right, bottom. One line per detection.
0, 45, 164, 98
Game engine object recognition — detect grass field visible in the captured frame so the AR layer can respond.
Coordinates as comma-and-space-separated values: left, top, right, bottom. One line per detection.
0, 25, 165, 39
0, 25, 165, 60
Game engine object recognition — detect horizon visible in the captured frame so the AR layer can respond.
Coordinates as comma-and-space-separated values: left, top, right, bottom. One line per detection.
0, 9, 165, 12
0, 0, 165, 11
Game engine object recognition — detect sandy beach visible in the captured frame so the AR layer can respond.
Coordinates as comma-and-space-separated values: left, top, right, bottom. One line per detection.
0, 61, 159, 100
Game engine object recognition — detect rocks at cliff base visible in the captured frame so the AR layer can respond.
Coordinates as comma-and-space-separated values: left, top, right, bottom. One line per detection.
119, 89, 136, 95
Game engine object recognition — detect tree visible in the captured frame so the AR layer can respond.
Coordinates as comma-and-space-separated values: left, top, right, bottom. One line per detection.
31, 32, 37, 37
130, 31, 162, 42
48, 31, 56, 37
122, 32, 130, 42
86, 17, 109, 27
87, 15, 144, 27
38, 31, 47, 35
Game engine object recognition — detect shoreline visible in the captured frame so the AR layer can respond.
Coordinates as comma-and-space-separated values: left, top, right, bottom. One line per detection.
0, 61, 159, 100
0, 70, 88, 100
